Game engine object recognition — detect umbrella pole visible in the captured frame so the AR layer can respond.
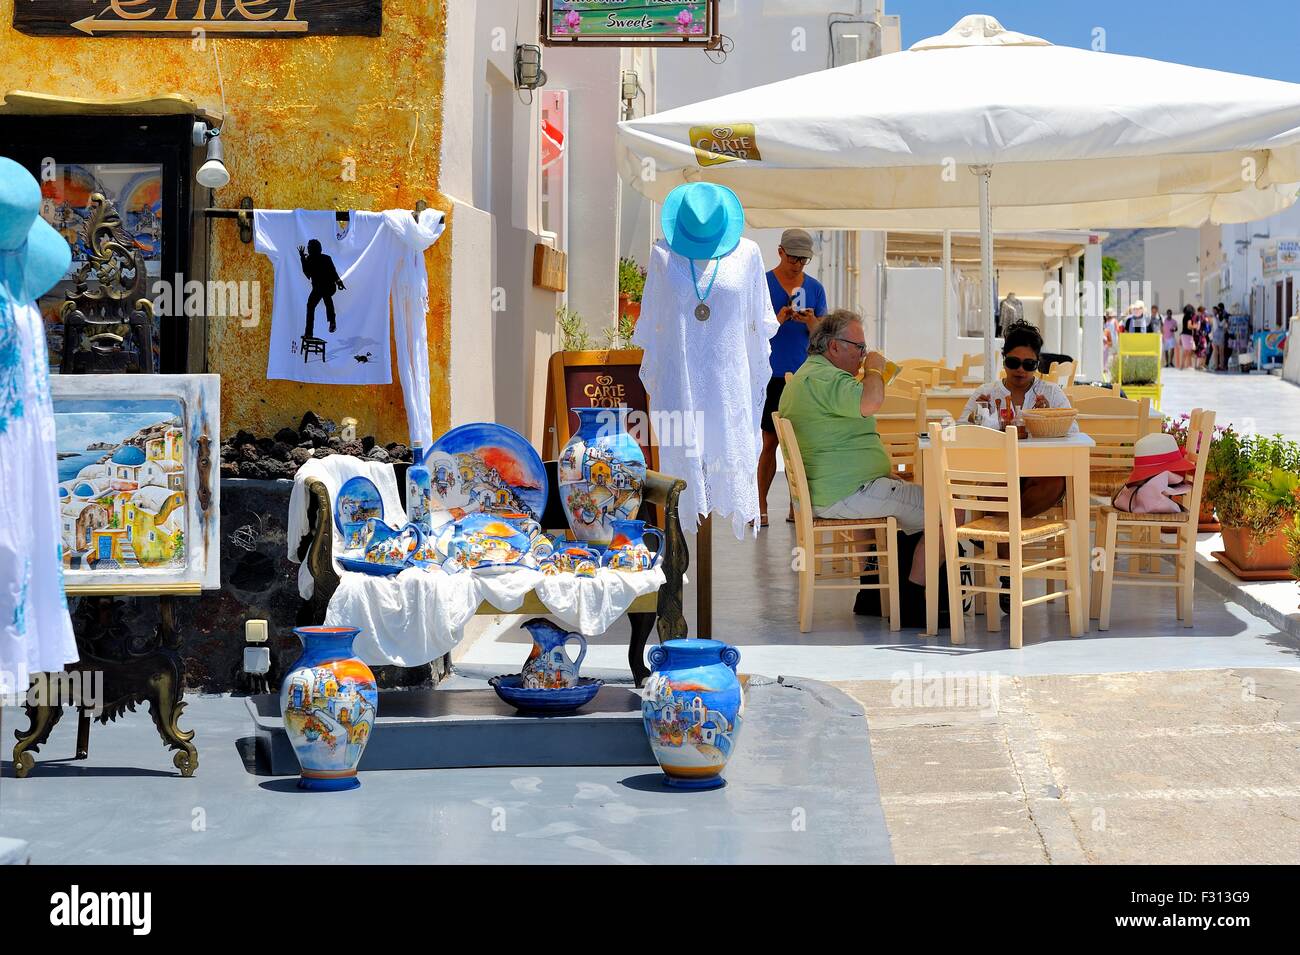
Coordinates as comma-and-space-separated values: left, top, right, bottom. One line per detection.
941, 229, 952, 365
975, 165, 996, 379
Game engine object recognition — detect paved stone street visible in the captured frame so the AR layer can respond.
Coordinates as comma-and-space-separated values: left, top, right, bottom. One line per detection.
842, 668, 1300, 864
1160, 365, 1300, 439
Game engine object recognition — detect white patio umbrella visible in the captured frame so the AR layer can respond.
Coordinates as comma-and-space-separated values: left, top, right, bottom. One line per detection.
617, 13, 1300, 376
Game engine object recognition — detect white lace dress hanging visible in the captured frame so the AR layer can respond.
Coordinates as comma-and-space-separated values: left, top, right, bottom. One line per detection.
634, 238, 777, 539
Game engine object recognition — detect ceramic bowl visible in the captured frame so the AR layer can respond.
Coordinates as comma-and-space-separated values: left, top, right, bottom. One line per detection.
488, 674, 604, 714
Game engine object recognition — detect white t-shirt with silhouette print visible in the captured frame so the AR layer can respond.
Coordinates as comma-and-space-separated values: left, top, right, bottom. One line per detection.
255, 209, 402, 385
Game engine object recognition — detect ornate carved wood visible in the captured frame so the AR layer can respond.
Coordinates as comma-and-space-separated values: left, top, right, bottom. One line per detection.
59, 192, 155, 375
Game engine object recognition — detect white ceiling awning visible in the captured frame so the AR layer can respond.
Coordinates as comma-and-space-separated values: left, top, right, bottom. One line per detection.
616, 13, 1300, 373
616, 15, 1300, 231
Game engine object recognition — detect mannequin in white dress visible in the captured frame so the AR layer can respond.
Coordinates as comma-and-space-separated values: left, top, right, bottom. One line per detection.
0, 156, 79, 697
633, 183, 777, 539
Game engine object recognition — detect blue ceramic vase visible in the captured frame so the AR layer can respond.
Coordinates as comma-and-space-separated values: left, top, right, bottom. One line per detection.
406, 444, 436, 536
280, 626, 378, 791
641, 640, 743, 789
558, 406, 647, 547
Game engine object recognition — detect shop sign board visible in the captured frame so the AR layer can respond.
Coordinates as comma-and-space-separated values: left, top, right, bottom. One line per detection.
543, 349, 658, 471
542, 0, 718, 47
13, 0, 382, 38
1261, 238, 1300, 277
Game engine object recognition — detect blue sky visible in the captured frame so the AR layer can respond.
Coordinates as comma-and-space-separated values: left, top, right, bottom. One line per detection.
888, 1, 1300, 84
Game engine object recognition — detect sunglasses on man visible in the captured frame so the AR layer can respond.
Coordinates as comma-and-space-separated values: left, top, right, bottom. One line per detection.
835, 337, 867, 355
1003, 356, 1040, 372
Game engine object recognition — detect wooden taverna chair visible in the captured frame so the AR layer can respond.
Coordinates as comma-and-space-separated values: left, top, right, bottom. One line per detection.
930, 422, 1085, 648
1066, 383, 1118, 402
873, 392, 927, 483
1097, 409, 1215, 629
773, 413, 900, 633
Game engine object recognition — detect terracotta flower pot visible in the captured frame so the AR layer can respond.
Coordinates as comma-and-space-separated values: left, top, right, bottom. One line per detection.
1220, 526, 1293, 572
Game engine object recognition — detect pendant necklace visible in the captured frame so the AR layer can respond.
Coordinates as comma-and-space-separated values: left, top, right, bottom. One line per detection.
690, 257, 720, 321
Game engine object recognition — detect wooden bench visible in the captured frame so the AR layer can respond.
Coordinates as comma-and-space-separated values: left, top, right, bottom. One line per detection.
298, 461, 688, 685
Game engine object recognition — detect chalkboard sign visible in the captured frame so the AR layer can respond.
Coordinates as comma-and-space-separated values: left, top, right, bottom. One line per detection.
14, 0, 382, 38
543, 348, 658, 471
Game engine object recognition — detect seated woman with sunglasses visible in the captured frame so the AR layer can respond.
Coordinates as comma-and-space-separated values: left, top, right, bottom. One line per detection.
958, 320, 1072, 606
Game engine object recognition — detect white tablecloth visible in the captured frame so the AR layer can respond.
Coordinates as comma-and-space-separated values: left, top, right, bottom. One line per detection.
323, 565, 667, 667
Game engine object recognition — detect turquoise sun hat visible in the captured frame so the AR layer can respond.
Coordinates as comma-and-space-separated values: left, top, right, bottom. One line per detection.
661, 182, 744, 260
0, 156, 72, 302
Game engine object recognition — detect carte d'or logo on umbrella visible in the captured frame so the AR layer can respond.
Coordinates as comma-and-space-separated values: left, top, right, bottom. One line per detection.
689, 124, 761, 167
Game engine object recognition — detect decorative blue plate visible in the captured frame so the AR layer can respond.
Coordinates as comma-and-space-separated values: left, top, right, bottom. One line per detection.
426, 423, 548, 523
338, 555, 404, 577
334, 476, 384, 550
489, 675, 604, 713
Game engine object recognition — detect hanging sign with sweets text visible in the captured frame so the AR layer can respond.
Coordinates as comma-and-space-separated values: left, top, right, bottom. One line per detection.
13, 0, 382, 38
542, 0, 716, 46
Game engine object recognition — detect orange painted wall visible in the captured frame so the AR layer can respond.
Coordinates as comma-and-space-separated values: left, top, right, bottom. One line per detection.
0, 0, 451, 443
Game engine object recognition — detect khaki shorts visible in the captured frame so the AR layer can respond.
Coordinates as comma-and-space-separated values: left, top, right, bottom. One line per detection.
814, 478, 925, 533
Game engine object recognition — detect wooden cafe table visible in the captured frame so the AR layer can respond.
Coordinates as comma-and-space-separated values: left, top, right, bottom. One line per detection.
916, 429, 1095, 640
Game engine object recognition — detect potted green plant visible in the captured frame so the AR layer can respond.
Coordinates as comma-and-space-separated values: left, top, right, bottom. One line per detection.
618, 256, 646, 324
1205, 430, 1300, 574
1163, 413, 1225, 528
1285, 513, 1300, 592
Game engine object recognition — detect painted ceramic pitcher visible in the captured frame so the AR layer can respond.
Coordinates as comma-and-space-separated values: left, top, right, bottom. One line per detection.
280, 626, 378, 791
558, 406, 647, 547
519, 618, 588, 689
601, 519, 664, 572
642, 639, 743, 789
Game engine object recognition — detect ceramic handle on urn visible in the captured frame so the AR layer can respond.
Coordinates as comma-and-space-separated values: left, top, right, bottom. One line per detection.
647, 644, 668, 671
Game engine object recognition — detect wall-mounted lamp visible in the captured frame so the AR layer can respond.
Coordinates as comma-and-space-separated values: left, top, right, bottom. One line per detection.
620, 70, 641, 120
192, 121, 230, 190
514, 44, 547, 91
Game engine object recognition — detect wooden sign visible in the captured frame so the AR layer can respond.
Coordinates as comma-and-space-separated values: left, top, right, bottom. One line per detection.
543, 349, 658, 472
14, 0, 382, 38
532, 242, 567, 292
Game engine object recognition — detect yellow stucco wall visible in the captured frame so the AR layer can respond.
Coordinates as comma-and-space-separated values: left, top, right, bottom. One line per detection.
0, 0, 451, 443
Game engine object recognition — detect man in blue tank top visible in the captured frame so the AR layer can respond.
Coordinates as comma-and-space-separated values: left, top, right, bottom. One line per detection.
758, 228, 827, 526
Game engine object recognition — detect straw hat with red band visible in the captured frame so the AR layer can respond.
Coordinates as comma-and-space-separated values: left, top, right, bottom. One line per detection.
1124, 432, 1197, 485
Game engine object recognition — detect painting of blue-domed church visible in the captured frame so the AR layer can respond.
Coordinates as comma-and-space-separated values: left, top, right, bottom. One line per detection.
54, 397, 188, 571
51, 374, 222, 593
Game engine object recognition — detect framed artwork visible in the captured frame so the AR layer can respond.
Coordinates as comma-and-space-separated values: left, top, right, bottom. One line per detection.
51, 374, 221, 594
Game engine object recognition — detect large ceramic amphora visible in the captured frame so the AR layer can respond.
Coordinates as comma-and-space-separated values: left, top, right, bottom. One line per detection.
558, 406, 646, 547
641, 639, 743, 789
280, 626, 378, 791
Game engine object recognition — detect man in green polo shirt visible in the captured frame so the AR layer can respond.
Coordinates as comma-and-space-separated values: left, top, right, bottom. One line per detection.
778, 309, 929, 584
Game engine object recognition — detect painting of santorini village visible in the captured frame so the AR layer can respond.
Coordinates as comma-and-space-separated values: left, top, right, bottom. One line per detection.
642, 675, 741, 773
54, 398, 188, 571
282, 660, 376, 771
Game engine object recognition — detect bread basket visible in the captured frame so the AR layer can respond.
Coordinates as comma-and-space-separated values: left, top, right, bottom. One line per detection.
1021, 407, 1077, 438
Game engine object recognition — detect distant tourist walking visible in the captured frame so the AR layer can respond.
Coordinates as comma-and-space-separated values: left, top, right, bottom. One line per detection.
1102, 307, 1120, 375
1162, 309, 1177, 367
1213, 303, 1229, 370
1177, 304, 1196, 369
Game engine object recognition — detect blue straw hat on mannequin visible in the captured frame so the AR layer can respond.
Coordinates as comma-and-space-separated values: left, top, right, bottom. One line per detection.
0, 156, 72, 303
660, 182, 744, 260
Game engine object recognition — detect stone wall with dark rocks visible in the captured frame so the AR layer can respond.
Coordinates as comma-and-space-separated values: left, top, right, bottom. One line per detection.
221, 411, 414, 481
105, 477, 438, 693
